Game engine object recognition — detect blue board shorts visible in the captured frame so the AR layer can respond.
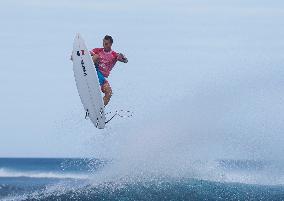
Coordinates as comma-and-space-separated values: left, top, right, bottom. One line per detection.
95, 66, 106, 86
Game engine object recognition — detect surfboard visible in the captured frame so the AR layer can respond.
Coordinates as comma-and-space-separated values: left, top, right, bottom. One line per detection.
72, 33, 106, 129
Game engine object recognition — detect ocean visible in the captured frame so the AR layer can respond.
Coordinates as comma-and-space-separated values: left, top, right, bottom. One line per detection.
0, 158, 283, 201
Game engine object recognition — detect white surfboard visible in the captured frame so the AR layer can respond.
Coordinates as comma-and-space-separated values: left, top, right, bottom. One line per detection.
72, 33, 106, 129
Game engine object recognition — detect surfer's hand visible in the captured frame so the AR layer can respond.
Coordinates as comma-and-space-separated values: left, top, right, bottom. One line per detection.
70, 55, 73, 61
118, 53, 128, 63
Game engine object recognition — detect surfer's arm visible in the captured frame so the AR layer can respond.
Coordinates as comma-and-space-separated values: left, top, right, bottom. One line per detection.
90, 49, 101, 64
92, 54, 100, 64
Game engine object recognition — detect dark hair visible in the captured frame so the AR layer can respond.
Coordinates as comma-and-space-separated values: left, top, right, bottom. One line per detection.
104, 35, 113, 44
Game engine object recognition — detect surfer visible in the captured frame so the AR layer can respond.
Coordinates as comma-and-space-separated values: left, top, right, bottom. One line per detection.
90, 35, 128, 106
71, 35, 128, 106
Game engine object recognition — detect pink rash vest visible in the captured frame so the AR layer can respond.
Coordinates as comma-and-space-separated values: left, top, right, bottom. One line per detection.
90, 48, 122, 77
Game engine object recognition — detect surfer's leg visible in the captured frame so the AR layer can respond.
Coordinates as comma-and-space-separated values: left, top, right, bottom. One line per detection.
95, 68, 111, 106
101, 81, 112, 106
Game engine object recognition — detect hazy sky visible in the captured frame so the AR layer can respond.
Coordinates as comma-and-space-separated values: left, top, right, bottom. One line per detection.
0, 0, 283, 160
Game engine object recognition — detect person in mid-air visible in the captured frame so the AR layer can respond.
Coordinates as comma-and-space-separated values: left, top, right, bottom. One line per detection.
71, 35, 128, 106
90, 35, 128, 106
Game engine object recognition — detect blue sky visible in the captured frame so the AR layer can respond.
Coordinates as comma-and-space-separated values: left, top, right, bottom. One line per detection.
0, 0, 284, 160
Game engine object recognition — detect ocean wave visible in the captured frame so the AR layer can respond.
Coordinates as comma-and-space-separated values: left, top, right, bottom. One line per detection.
1, 160, 284, 201
3, 176, 284, 201
0, 168, 88, 179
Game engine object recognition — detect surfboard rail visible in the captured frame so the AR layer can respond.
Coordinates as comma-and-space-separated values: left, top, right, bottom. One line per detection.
72, 33, 106, 129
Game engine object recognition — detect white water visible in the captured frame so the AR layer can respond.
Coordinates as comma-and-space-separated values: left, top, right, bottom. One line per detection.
0, 168, 87, 179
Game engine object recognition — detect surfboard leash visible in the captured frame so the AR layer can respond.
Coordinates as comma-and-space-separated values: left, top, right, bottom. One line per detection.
105, 110, 133, 124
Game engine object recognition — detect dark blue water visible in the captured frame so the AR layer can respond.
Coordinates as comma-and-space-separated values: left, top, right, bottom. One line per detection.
0, 158, 283, 201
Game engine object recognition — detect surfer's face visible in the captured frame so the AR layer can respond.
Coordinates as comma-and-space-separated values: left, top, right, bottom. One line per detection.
103, 39, 112, 51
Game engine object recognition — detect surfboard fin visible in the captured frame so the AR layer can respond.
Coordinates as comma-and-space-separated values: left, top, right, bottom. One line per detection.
85, 109, 89, 119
